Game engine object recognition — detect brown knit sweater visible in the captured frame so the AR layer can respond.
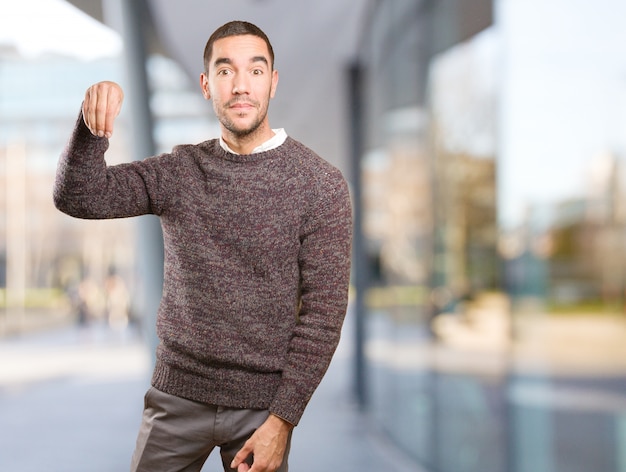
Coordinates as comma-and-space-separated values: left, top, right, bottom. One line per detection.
54, 113, 353, 426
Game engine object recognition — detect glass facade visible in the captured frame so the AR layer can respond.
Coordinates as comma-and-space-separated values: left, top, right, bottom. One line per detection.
0, 56, 135, 333
0, 49, 214, 335
358, 0, 626, 471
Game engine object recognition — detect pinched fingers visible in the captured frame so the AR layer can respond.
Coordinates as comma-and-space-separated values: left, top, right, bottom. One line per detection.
230, 415, 290, 472
82, 81, 124, 138
231, 442, 253, 471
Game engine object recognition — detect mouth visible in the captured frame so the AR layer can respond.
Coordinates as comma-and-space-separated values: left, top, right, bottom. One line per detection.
228, 100, 256, 110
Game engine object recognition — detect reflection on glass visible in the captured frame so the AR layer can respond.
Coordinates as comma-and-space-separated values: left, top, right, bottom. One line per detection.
361, 0, 626, 471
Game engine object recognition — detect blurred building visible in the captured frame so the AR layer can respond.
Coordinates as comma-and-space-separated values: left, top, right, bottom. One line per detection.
0, 56, 131, 327
0, 47, 213, 331
3, 0, 626, 471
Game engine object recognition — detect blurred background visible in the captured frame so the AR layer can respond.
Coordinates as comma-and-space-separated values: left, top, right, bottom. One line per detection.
2, 0, 626, 471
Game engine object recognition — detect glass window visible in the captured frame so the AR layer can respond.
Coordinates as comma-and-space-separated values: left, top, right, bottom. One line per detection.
360, 1, 626, 471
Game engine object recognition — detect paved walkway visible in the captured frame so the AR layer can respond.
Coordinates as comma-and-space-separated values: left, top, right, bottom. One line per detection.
0, 321, 423, 472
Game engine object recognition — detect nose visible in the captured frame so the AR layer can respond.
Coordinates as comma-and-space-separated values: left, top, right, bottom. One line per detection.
232, 73, 250, 95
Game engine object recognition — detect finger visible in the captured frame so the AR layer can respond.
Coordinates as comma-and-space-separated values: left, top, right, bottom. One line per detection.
83, 87, 98, 136
83, 84, 109, 137
230, 444, 252, 470
103, 85, 123, 138
104, 85, 123, 138
94, 83, 111, 138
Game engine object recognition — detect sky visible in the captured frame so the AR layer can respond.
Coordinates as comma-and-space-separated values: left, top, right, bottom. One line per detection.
497, 0, 626, 229
0, 0, 121, 60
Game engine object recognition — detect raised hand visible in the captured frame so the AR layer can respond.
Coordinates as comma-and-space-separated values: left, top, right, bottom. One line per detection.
82, 81, 124, 138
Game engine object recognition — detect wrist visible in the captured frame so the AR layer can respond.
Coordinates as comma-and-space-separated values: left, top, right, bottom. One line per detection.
268, 413, 295, 431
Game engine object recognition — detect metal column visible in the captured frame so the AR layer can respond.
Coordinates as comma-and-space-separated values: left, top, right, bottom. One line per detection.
103, 0, 163, 363
348, 62, 368, 410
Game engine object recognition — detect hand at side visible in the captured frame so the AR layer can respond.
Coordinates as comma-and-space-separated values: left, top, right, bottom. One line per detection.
231, 414, 293, 472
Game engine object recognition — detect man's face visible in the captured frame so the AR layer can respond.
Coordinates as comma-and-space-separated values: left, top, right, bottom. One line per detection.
200, 35, 278, 139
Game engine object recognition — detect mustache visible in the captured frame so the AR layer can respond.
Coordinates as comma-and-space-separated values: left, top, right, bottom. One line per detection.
226, 98, 258, 107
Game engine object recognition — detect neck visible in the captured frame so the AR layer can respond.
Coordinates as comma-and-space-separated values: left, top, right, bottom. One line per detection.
222, 124, 275, 155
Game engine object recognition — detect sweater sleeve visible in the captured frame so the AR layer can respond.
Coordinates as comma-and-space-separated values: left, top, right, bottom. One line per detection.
53, 110, 165, 219
269, 168, 353, 425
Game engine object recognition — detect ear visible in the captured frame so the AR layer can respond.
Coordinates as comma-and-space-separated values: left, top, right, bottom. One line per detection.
200, 73, 211, 100
270, 69, 279, 99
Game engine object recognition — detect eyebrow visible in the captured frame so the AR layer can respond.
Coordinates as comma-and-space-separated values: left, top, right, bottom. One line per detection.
213, 56, 269, 68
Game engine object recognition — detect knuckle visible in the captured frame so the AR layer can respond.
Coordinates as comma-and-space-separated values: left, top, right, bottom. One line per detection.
95, 103, 108, 114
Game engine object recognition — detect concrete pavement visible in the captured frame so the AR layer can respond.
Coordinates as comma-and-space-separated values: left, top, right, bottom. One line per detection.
0, 321, 423, 472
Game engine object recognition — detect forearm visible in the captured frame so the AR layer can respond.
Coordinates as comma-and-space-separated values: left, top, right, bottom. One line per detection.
53, 110, 155, 219
53, 111, 109, 217
270, 283, 350, 424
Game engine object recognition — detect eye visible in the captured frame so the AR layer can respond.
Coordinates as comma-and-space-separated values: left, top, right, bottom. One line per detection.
252, 69, 264, 75
217, 69, 232, 76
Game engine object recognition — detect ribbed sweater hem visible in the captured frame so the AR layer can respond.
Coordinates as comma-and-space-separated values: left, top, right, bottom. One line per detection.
151, 358, 282, 412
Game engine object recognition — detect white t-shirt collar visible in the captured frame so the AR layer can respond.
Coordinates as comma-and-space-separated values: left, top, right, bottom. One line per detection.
220, 128, 287, 155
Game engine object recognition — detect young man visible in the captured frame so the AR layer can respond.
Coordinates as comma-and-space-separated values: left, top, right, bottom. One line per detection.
53, 21, 352, 472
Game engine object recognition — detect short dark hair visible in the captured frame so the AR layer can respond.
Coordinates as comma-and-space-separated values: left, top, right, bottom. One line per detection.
203, 21, 275, 72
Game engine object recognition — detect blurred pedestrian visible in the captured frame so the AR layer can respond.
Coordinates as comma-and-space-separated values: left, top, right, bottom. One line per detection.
104, 271, 130, 331
69, 276, 100, 327
53, 20, 352, 472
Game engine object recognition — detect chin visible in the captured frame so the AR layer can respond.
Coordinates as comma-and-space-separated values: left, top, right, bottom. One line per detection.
230, 122, 262, 137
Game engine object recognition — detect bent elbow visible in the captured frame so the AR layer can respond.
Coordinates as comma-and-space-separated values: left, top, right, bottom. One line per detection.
53, 195, 75, 217
53, 187, 85, 218
52, 177, 71, 207
52, 187, 69, 213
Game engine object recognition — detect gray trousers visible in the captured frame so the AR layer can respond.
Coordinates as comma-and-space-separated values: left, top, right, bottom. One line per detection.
130, 387, 291, 472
